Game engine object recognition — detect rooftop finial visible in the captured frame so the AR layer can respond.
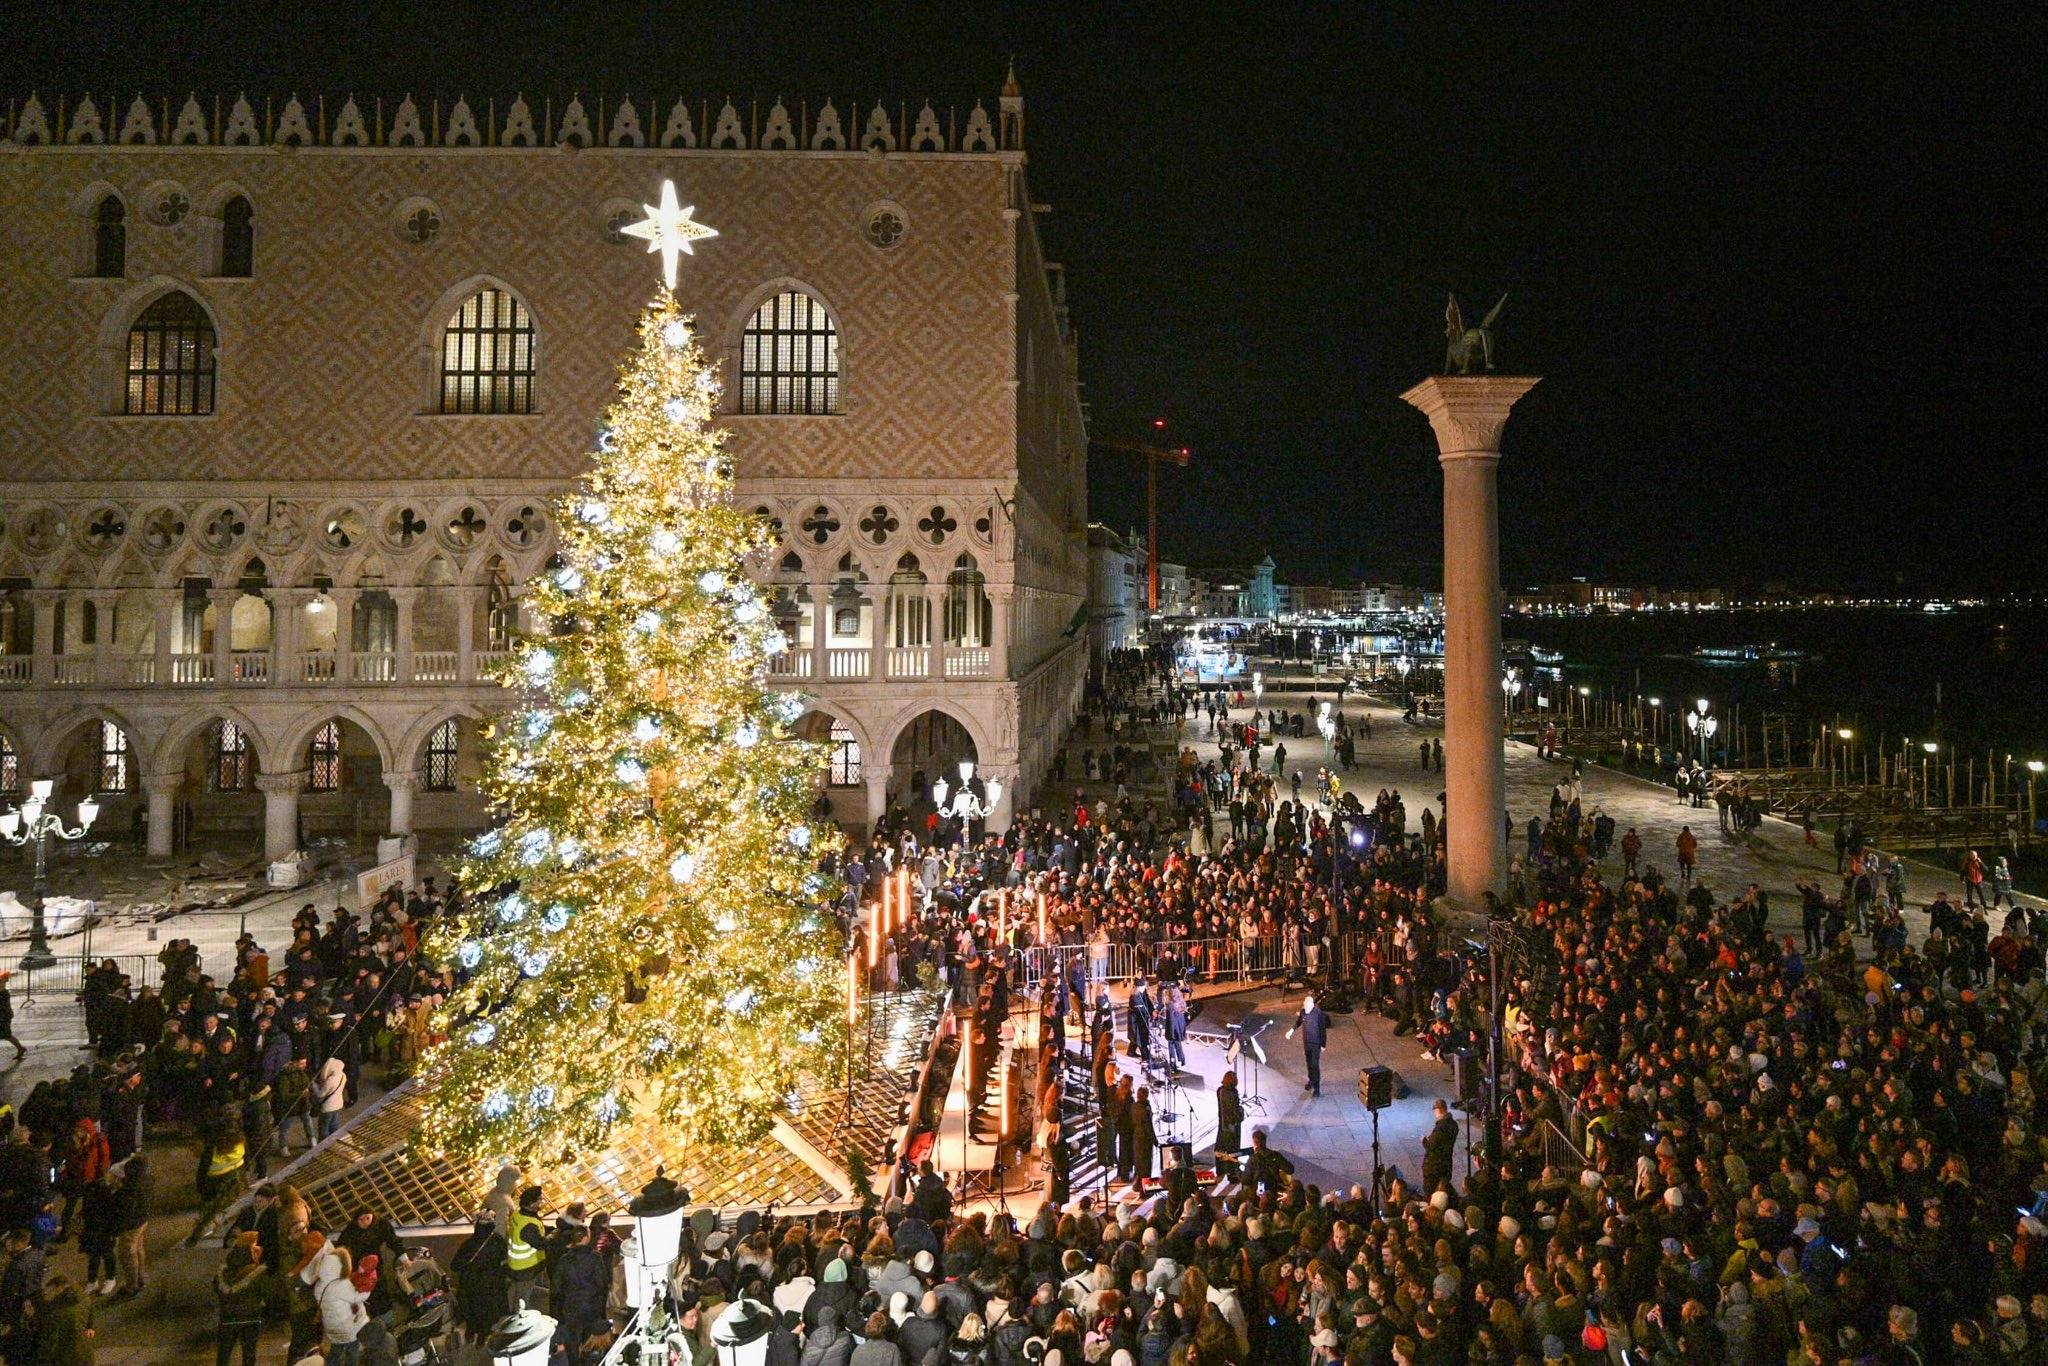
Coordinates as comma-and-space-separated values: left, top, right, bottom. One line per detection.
1002, 57, 1021, 98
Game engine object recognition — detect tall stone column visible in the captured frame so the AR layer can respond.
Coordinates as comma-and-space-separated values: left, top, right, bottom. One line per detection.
255, 770, 309, 865
926, 584, 947, 680
152, 588, 177, 686
209, 587, 239, 682
26, 589, 57, 685
1401, 375, 1540, 909
90, 590, 120, 683
383, 768, 423, 838
988, 584, 1013, 678
809, 584, 830, 681
142, 772, 183, 860
864, 769, 892, 830
452, 584, 481, 680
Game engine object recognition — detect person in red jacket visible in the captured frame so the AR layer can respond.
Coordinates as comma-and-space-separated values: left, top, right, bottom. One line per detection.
57, 1116, 110, 1241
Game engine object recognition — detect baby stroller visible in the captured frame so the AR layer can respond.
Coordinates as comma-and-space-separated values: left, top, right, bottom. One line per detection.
392, 1246, 453, 1365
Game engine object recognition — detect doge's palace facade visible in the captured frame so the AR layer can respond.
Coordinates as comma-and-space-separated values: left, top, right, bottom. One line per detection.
0, 78, 1089, 865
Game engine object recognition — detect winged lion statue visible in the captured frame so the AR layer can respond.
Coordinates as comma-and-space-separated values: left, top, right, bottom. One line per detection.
1443, 293, 1506, 375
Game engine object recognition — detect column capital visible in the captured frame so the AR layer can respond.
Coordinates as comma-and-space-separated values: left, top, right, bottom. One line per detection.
1400, 375, 1542, 460
206, 585, 241, 604
254, 769, 310, 795
387, 585, 422, 605
383, 768, 427, 794
141, 771, 186, 797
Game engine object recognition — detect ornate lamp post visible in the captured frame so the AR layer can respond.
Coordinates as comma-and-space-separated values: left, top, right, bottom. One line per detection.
1685, 698, 1718, 766
1502, 670, 1523, 720
2, 779, 100, 970
629, 1167, 689, 1351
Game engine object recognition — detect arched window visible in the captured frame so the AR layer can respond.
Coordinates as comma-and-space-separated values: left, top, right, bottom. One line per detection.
308, 721, 341, 791
828, 721, 861, 787
440, 287, 535, 414
124, 292, 217, 415
97, 721, 132, 792
210, 720, 252, 791
426, 719, 459, 790
218, 196, 253, 277
740, 289, 838, 415
0, 732, 18, 797
93, 195, 126, 278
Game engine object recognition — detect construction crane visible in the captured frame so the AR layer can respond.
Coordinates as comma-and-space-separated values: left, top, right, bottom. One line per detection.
1091, 418, 1191, 612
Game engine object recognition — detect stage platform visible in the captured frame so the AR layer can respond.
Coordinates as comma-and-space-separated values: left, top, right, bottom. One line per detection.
1041, 984, 1470, 1204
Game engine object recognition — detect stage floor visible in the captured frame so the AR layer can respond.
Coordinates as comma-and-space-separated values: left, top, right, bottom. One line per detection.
1066, 985, 1472, 1200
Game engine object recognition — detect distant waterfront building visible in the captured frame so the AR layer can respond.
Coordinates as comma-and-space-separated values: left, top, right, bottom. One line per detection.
1246, 554, 1278, 618
1084, 523, 1138, 659
0, 76, 1088, 864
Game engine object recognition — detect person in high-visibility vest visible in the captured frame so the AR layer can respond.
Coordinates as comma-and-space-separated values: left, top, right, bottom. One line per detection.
502, 1185, 549, 1311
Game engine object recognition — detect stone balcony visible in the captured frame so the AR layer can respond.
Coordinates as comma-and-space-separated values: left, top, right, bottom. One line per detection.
0, 648, 515, 689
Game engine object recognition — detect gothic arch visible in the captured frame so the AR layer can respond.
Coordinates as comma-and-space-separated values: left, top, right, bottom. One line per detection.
29, 702, 144, 777
791, 698, 874, 762
93, 277, 224, 414
727, 276, 843, 351
154, 702, 276, 776
877, 698, 992, 767
276, 704, 397, 773
395, 702, 489, 772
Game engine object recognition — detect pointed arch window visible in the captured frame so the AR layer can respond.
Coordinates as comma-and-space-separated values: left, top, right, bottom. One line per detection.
98, 722, 132, 792
125, 292, 217, 415
0, 732, 18, 797
426, 719, 459, 790
93, 195, 126, 277
828, 721, 862, 787
440, 287, 535, 414
741, 289, 839, 414
210, 720, 252, 792
308, 721, 342, 791
219, 196, 253, 277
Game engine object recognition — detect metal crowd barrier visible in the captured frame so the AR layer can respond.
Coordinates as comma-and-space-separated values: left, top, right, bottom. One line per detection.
10, 951, 162, 1004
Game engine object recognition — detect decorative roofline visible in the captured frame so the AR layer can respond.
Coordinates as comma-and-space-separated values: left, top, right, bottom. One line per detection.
0, 88, 1023, 155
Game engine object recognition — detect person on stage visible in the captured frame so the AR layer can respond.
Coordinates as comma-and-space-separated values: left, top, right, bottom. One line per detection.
1047, 1120, 1072, 1207
1129, 1086, 1157, 1192
1111, 1076, 1137, 1185
1162, 982, 1188, 1072
1128, 978, 1155, 1062
1286, 992, 1331, 1097
1214, 1070, 1244, 1179
1244, 1128, 1294, 1194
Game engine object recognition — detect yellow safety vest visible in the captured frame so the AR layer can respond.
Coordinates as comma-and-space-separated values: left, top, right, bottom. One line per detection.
505, 1210, 545, 1272
208, 1135, 246, 1178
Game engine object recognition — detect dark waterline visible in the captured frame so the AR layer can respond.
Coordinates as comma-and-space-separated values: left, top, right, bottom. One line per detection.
1510, 605, 2048, 767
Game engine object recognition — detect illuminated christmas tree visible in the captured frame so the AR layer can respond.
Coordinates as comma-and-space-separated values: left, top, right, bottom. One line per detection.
422, 190, 841, 1161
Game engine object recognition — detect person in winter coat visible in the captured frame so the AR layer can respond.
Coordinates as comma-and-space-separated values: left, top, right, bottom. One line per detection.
214, 1232, 267, 1366
806, 1257, 860, 1331
849, 1308, 905, 1366
110, 1154, 150, 1297
75, 1171, 120, 1296
801, 1304, 856, 1366
34, 1273, 94, 1366
898, 1291, 950, 1365
57, 1116, 111, 1239
451, 1217, 510, 1344
314, 1247, 370, 1365
550, 1225, 611, 1364
312, 1055, 348, 1139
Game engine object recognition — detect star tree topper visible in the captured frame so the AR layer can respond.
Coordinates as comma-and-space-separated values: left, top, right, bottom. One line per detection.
621, 179, 719, 289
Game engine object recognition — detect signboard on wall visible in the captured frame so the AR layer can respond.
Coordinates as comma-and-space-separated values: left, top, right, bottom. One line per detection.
356, 852, 415, 905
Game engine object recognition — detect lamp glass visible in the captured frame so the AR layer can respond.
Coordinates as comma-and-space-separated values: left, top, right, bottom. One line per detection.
0, 812, 18, 838
957, 760, 974, 783
31, 779, 53, 802
21, 800, 43, 826
78, 798, 100, 828
636, 1201, 685, 1269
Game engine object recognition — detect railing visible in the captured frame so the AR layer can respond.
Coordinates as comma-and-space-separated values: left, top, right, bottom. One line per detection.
6, 952, 163, 1005
108, 655, 155, 685
1538, 1116, 1592, 1178
169, 653, 213, 684
350, 651, 397, 682
411, 650, 460, 682
827, 647, 870, 679
52, 655, 95, 684
295, 651, 339, 682
227, 651, 269, 684
944, 646, 991, 678
888, 647, 929, 678
0, 656, 28, 684
768, 651, 815, 679
1015, 935, 1298, 990
474, 649, 510, 677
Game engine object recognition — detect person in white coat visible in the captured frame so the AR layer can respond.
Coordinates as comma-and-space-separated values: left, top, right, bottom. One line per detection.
314, 1252, 369, 1365
312, 1055, 348, 1140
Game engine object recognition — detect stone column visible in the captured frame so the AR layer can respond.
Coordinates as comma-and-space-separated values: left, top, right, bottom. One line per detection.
142, 771, 183, 859
151, 589, 177, 686
383, 768, 423, 838
391, 587, 419, 682
926, 584, 947, 680
809, 584, 830, 681
983, 762, 1021, 832
864, 769, 892, 830
26, 589, 57, 685
255, 769, 309, 865
868, 596, 889, 682
269, 588, 300, 683
452, 585, 481, 680
1401, 374, 1540, 909
988, 584, 1013, 678
90, 590, 120, 683
208, 587, 239, 682
328, 589, 358, 681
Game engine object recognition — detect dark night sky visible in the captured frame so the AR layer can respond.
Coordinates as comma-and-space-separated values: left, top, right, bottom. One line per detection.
8, 3, 2043, 591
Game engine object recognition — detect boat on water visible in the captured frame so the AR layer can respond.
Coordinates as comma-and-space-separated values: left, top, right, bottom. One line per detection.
1684, 643, 1813, 665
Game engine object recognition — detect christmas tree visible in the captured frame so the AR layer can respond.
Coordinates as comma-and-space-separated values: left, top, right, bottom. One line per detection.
420, 279, 843, 1163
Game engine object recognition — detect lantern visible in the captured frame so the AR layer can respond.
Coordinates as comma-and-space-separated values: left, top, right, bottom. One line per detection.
486, 1302, 558, 1366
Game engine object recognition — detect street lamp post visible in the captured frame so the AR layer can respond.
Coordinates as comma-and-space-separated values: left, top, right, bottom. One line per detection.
2, 779, 101, 970
1685, 698, 1718, 767
1503, 670, 1523, 722
2028, 760, 2044, 841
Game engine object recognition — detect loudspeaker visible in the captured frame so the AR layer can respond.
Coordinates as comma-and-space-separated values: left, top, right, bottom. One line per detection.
1360, 1065, 1396, 1111
1451, 1048, 1480, 1102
